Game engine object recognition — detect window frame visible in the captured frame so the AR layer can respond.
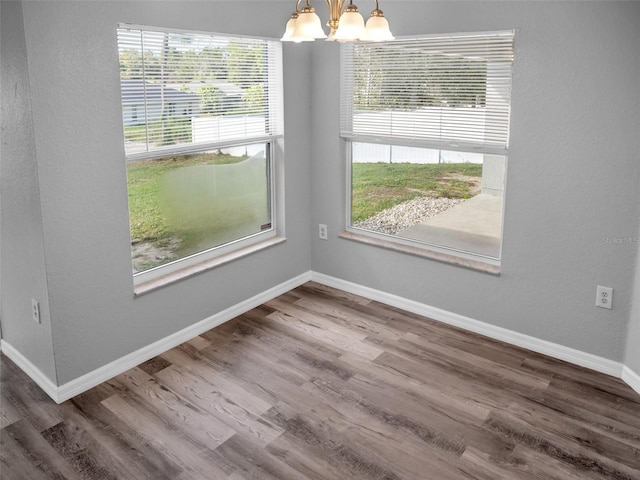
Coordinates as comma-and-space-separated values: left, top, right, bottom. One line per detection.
341, 31, 514, 271
116, 24, 285, 288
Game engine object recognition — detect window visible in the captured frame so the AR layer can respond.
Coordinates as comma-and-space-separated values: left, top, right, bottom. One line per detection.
341, 31, 514, 267
117, 25, 283, 284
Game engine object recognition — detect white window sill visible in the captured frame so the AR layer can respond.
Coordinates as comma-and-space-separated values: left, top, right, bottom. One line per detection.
134, 236, 286, 296
338, 230, 500, 275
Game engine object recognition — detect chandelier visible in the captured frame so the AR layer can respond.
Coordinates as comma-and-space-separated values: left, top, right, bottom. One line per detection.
281, 0, 394, 43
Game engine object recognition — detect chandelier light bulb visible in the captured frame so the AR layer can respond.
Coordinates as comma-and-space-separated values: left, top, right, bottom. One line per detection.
334, 3, 366, 41
281, 15, 299, 42
363, 8, 394, 41
292, 5, 327, 40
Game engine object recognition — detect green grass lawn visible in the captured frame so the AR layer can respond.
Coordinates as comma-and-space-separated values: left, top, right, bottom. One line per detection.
351, 162, 483, 222
127, 151, 270, 271
127, 158, 481, 271
127, 151, 249, 243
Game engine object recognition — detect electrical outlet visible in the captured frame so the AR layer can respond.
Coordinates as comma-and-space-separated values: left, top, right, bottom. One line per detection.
596, 286, 613, 310
319, 224, 328, 240
31, 298, 41, 324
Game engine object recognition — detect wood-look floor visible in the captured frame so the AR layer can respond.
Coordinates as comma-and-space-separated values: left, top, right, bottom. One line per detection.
2, 282, 640, 480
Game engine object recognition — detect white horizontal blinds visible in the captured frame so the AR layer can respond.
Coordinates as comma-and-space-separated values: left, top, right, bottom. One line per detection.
117, 26, 283, 157
341, 31, 514, 152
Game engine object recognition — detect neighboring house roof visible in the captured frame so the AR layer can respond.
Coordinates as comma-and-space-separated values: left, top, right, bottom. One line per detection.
121, 80, 201, 104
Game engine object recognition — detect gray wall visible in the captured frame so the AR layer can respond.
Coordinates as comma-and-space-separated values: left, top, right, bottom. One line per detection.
1, 1, 56, 381
2, 0, 312, 386
311, 1, 640, 362
2, 0, 640, 389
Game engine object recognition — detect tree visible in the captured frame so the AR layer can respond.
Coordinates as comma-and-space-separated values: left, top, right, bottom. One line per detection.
242, 85, 265, 115
199, 86, 222, 115
227, 40, 264, 88
195, 47, 227, 81
119, 49, 161, 81
353, 45, 488, 111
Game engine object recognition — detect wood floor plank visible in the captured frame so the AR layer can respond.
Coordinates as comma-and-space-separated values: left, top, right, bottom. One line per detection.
303, 375, 467, 456
267, 309, 384, 360
156, 362, 273, 417
40, 421, 117, 480
296, 282, 373, 306
69, 386, 184, 479
110, 367, 237, 449
137, 355, 172, 376
267, 297, 371, 341
373, 350, 548, 414
237, 317, 356, 383
369, 298, 534, 361
546, 375, 640, 423
340, 417, 476, 480
2, 281, 639, 479
240, 308, 356, 368
265, 406, 403, 480
1, 359, 63, 432
313, 373, 514, 460
484, 412, 640, 480
532, 390, 640, 447
499, 399, 640, 470
336, 351, 493, 426
522, 354, 640, 403
1, 419, 83, 480
0, 391, 22, 429
154, 365, 283, 448
458, 446, 544, 480
295, 296, 406, 343
505, 444, 609, 480
273, 392, 470, 480
56, 402, 176, 480
200, 331, 311, 389
400, 331, 552, 391
215, 433, 316, 480
266, 431, 364, 480
100, 393, 230, 479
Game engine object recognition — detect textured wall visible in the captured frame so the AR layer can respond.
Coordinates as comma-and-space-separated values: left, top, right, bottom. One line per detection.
1, 1, 56, 382
310, 1, 640, 361
13, 0, 311, 385
626, 217, 640, 373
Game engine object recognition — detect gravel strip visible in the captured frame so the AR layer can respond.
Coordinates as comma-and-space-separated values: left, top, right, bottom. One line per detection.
353, 196, 464, 235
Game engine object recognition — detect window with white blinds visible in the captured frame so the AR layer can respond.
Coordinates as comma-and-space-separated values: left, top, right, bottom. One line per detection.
341, 31, 514, 154
342, 31, 515, 268
116, 25, 283, 285
117, 25, 283, 159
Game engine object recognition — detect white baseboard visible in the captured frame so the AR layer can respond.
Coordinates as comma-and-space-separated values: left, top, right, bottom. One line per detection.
4, 270, 638, 403
310, 272, 625, 378
5, 272, 312, 404
1, 341, 61, 402
622, 365, 640, 395
55, 271, 313, 403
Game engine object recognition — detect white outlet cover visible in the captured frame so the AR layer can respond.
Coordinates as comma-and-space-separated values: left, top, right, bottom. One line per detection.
31, 298, 41, 323
596, 286, 613, 310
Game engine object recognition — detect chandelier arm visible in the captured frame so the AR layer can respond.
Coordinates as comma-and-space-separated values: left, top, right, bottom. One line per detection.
325, 0, 346, 34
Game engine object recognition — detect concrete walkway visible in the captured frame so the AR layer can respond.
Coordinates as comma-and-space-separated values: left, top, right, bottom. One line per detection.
397, 194, 503, 258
